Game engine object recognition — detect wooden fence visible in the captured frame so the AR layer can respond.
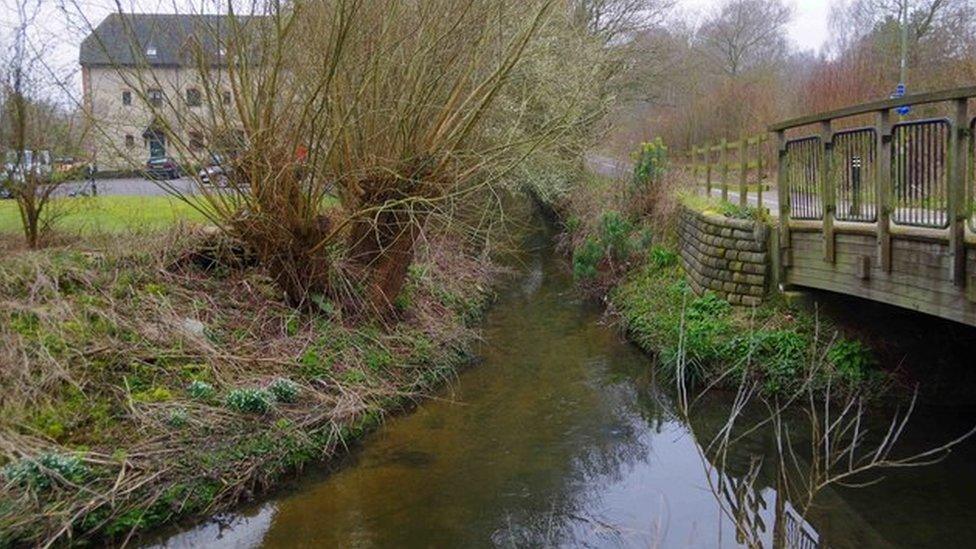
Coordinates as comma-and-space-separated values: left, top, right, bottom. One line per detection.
687, 135, 771, 208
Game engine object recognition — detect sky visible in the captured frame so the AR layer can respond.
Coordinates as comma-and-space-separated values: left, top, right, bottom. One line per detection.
0, 0, 838, 102
680, 0, 834, 53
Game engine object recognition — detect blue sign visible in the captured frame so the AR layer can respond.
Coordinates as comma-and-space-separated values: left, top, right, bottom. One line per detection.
891, 83, 911, 115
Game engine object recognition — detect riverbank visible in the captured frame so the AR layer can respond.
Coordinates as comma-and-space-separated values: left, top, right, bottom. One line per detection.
540, 170, 887, 397
0, 227, 497, 545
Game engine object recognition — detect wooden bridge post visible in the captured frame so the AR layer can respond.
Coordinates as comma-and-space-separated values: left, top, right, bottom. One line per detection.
720, 138, 729, 202
705, 145, 713, 195
948, 98, 970, 286
821, 121, 836, 263
776, 130, 791, 270
876, 110, 892, 272
756, 136, 764, 212
739, 136, 748, 208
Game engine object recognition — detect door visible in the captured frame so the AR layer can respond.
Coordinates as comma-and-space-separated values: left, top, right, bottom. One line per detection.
148, 134, 166, 159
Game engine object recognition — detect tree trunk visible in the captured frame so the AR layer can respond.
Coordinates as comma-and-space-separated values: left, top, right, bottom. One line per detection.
347, 209, 420, 313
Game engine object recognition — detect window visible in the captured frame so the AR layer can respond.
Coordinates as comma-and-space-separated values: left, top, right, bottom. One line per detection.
122, 90, 131, 106
147, 88, 164, 107
124, 134, 135, 148
222, 90, 232, 106
188, 132, 205, 151
185, 88, 201, 107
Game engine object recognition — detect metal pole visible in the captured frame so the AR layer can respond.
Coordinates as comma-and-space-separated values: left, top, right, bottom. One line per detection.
900, 0, 909, 90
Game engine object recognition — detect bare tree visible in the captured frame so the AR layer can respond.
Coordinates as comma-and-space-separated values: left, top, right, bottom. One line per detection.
0, 0, 83, 248
697, 0, 793, 77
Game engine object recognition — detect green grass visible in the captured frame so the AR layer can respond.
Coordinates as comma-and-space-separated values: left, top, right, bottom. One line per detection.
0, 195, 208, 235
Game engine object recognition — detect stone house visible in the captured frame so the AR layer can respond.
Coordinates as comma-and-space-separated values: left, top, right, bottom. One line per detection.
80, 13, 247, 171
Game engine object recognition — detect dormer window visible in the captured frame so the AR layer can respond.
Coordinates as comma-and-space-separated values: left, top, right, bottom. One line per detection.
146, 45, 157, 57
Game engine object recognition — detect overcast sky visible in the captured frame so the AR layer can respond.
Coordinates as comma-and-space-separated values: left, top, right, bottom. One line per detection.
680, 0, 833, 53
0, 0, 837, 101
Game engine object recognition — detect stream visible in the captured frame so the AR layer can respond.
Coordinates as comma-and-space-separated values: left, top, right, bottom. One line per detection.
152, 221, 976, 548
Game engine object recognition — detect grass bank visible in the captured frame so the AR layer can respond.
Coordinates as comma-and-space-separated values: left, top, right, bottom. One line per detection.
0, 195, 207, 236
0, 228, 496, 545
543, 169, 887, 397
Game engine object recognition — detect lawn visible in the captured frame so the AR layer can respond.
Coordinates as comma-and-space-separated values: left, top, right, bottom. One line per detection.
0, 195, 209, 235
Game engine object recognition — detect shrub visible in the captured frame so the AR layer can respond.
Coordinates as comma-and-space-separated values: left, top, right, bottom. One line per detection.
598, 211, 634, 261
827, 339, 875, 383
3, 453, 88, 491
225, 388, 274, 414
186, 380, 216, 401
632, 137, 668, 190
268, 378, 300, 403
572, 237, 603, 280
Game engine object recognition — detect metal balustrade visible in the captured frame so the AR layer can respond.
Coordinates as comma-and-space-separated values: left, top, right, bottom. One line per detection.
785, 137, 823, 220
891, 118, 949, 228
832, 127, 877, 222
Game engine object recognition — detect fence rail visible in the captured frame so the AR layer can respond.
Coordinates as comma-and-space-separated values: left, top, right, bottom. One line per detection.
686, 134, 770, 208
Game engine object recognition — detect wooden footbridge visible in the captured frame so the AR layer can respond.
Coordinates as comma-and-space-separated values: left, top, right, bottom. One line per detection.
687, 87, 976, 327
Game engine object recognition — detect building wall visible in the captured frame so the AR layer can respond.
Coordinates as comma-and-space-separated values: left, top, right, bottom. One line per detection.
83, 65, 234, 171
678, 206, 771, 306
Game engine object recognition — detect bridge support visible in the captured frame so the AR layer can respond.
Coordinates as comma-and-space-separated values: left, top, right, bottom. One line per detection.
948, 98, 969, 287
820, 121, 835, 263
876, 110, 892, 273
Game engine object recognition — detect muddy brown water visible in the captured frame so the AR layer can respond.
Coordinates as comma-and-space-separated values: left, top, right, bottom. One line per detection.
151, 223, 976, 548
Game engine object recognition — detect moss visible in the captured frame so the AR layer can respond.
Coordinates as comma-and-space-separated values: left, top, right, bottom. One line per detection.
132, 387, 174, 403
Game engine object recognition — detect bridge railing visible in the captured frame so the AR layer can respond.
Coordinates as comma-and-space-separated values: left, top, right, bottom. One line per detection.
769, 86, 975, 285
686, 134, 770, 209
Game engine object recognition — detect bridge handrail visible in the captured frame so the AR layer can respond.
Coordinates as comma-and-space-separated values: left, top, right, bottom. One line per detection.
768, 86, 976, 131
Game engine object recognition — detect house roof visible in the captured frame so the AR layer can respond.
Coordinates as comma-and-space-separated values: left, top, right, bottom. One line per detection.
79, 13, 256, 67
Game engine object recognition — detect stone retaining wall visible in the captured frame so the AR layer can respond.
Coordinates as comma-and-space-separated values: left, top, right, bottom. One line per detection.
678, 206, 770, 306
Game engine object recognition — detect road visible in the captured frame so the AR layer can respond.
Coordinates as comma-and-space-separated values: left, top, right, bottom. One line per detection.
60, 176, 196, 197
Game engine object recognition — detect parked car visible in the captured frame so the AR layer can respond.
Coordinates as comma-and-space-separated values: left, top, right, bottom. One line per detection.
198, 153, 228, 186
145, 157, 182, 180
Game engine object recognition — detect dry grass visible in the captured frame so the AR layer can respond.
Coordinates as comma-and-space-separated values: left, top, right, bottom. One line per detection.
0, 227, 497, 545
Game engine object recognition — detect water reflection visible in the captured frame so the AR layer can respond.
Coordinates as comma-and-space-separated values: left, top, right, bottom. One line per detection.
150, 224, 976, 548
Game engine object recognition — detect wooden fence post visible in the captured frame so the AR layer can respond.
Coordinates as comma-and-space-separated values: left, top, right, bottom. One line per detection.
739, 135, 748, 208
756, 136, 765, 211
821, 121, 835, 263
876, 110, 892, 272
720, 138, 729, 202
705, 144, 713, 195
776, 130, 791, 273
949, 98, 970, 286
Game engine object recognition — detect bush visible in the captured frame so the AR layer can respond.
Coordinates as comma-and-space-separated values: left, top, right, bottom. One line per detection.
268, 378, 300, 403
3, 453, 88, 491
828, 339, 875, 383
598, 211, 634, 261
572, 237, 603, 280
186, 380, 215, 401
225, 388, 274, 414
632, 137, 668, 190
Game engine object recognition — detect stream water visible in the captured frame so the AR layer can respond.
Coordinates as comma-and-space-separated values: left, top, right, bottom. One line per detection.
153, 222, 976, 548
